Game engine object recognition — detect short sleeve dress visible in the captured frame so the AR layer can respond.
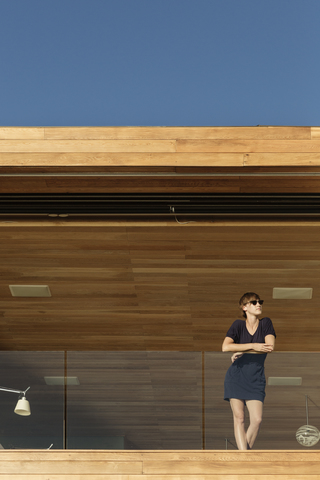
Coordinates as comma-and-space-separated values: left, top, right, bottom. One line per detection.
224, 317, 276, 403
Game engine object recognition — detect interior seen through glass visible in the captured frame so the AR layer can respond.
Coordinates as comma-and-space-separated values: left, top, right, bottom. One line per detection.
0, 351, 319, 450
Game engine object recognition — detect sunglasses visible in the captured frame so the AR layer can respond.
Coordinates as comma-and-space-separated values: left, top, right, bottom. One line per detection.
247, 300, 264, 306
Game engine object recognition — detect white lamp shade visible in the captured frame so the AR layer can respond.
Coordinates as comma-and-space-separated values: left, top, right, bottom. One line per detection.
14, 397, 31, 416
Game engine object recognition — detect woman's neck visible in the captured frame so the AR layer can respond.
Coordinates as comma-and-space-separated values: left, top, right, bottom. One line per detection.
246, 314, 258, 324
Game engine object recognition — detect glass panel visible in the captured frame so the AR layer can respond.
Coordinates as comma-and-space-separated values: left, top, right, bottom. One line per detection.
204, 352, 233, 449
67, 351, 203, 449
0, 352, 64, 449
205, 352, 320, 449
2, 351, 318, 450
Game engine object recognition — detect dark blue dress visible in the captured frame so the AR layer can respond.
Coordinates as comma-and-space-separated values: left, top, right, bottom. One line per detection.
224, 317, 276, 403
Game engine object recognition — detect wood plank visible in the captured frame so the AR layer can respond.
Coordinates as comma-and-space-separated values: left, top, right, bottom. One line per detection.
0, 127, 45, 139
3, 172, 320, 194
0, 477, 142, 480
0, 477, 137, 480
3, 164, 320, 173
44, 126, 311, 140
240, 176, 320, 193
140, 476, 320, 480
139, 476, 320, 480
244, 153, 320, 166
177, 139, 320, 153
140, 450, 320, 461
0, 476, 319, 480
0, 140, 176, 153
0, 450, 145, 460
0, 176, 242, 194
311, 127, 320, 139
0, 152, 244, 167
142, 460, 320, 475
0, 218, 319, 227
0, 460, 143, 474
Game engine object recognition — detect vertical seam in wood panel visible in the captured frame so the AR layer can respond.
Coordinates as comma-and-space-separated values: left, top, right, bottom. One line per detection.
64, 350, 67, 450
202, 351, 205, 450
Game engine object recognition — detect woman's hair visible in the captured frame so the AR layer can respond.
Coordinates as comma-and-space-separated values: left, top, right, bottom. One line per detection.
239, 292, 260, 319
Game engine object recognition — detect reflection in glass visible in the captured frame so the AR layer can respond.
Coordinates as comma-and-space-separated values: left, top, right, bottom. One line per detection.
66, 352, 203, 449
0, 386, 31, 416
296, 395, 320, 447
205, 352, 320, 450
0, 352, 64, 449
0, 351, 319, 450
296, 425, 320, 447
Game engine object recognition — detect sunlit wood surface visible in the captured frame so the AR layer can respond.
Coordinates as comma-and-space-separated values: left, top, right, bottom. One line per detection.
1, 127, 320, 454
0, 450, 319, 478
1, 127, 320, 194
1, 126, 320, 169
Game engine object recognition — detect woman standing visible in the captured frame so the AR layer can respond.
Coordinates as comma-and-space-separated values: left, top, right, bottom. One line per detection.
222, 292, 276, 450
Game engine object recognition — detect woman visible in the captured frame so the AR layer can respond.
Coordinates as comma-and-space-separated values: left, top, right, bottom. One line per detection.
222, 292, 276, 450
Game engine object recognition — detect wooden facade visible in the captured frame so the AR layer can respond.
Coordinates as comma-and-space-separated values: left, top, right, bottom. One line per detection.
1, 126, 320, 352
2, 126, 320, 195
0, 450, 319, 478
0, 127, 320, 467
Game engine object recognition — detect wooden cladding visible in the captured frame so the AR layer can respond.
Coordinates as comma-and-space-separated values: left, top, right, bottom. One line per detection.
1, 126, 320, 167
0, 152, 244, 167
0, 126, 313, 140
1, 220, 320, 352
0, 450, 319, 478
2, 126, 320, 193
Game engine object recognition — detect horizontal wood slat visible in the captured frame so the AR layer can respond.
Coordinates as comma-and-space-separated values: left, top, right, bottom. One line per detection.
0, 451, 319, 478
0, 175, 242, 194
0, 449, 319, 460
0, 476, 318, 480
43, 126, 311, 140
143, 461, 320, 475
0, 140, 176, 153
2, 170, 320, 194
177, 139, 320, 153
0, 128, 45, 140
0, 461, 143, 474
0, 127, 319, 168
0, 477, 319, 480
0, 126, 309, 142
0, 152, 244, 167
245, 153, 320, 166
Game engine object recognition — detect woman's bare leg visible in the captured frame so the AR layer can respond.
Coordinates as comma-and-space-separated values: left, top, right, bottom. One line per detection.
230, 398, 247, 450
245, 400, 263, 449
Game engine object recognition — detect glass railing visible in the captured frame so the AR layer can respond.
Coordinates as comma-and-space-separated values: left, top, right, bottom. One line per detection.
0, 351, 319, 450
0, 351, 64, 450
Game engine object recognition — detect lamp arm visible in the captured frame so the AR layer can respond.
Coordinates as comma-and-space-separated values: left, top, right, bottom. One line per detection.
0, 386, 30, 395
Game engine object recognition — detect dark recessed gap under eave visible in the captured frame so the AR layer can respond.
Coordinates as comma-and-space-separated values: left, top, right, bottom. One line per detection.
1, 193, 320, 216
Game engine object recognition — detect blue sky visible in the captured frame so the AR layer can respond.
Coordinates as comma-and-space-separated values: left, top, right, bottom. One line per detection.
0, 0, 319, 126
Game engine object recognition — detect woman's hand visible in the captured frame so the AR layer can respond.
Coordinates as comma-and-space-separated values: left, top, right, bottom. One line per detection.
253, 343, 274, 353
231, 352, 243, 363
